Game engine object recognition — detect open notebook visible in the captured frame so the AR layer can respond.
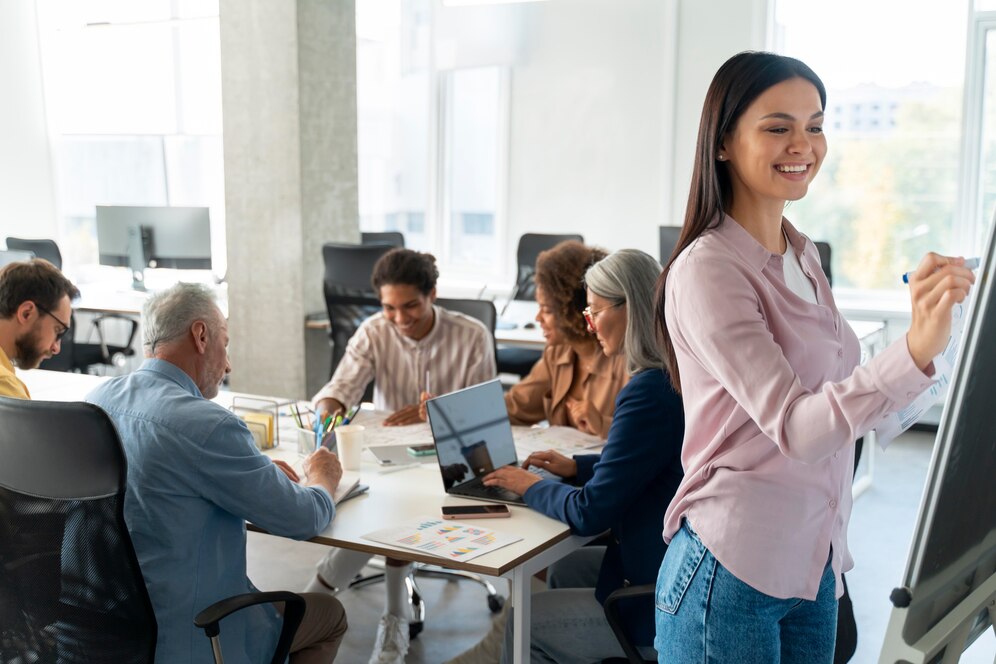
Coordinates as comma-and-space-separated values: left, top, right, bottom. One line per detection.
332, 471, 363, 504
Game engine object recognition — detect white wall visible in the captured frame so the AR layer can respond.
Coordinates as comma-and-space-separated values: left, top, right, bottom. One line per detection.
0, 0, 58, 242
433, 0, 769, 283
669, 0, 769, 228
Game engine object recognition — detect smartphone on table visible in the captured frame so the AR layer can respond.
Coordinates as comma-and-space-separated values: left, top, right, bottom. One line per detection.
441, 504, 510, 519
407, 443, 436, 457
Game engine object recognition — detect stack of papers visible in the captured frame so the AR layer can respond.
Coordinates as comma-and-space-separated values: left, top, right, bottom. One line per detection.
512, 425, 604, 457
363, 517, 522, 562
332, 470, 362, 504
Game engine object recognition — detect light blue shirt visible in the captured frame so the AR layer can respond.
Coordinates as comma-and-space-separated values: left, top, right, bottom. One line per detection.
86, 359, 334, 663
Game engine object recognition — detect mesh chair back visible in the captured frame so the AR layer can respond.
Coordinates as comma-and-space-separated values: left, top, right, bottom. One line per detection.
512, 233, 584, 301
659, 226, 681, 265
361, 231, 405, 248
322, 243, 395, 385
5, 238, 63, 270
0, 397, 156, 663
814, 241, 833, 287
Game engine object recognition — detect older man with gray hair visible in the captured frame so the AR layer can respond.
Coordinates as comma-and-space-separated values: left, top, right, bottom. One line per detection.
86, 282, 347, 663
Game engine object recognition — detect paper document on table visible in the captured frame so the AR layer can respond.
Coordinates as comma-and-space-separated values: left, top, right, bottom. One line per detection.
351, 410, 436, 449
874, 298, 971, 449
512, 425, 604, 457
363, 517, 522, 562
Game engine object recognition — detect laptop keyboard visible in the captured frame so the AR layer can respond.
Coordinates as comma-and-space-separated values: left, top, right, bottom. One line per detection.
453, 480, 525, 505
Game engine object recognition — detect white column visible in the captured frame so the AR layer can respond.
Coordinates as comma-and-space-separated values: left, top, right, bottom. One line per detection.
220, 0, 358, 398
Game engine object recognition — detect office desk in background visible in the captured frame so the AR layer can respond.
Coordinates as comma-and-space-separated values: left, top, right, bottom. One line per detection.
16, 369, 594, 664
74, 281, 229, 318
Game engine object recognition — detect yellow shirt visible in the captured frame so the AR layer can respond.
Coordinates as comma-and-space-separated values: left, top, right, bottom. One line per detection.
0, 345, 31, 399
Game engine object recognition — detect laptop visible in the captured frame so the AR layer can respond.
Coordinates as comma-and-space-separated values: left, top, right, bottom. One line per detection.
425, 379, 553, 506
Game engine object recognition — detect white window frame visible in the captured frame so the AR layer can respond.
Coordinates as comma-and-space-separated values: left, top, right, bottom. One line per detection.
433, 65, 511, 284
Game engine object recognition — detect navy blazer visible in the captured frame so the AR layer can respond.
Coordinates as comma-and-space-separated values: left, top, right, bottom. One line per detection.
522, 368, 684, 645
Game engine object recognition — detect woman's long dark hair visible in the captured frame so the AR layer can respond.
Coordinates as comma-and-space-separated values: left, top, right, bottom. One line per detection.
655, 51, 826, 393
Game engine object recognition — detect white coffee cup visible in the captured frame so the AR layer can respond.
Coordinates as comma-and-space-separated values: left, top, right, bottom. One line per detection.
335, 424, 365, 471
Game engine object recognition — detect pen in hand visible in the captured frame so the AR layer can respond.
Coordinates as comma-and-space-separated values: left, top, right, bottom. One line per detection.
903, 257, 979, 284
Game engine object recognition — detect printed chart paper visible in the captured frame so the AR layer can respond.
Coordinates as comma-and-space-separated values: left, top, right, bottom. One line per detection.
512, 425, 604, 457
874, 298, 971, 449
363, 517, 522, 562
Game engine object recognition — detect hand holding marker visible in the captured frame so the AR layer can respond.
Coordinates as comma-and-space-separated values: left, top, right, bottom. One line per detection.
903, 257, 979, 284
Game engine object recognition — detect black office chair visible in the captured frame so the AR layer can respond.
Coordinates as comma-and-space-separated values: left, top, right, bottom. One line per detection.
361, 231, 405, 248
603, 584, 656, 663
659, 226, 682, 265
322, 243, 395, 401
0, 397, 307, 664
496, 233, 584, 379
5, 237, 62, 267
0, 249, 36, 268
436, 297, 498, 361
815, 240, 833, 286
5, 237, 139, 374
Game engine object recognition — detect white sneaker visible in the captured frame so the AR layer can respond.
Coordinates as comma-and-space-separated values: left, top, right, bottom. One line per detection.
369, 613, 410, 664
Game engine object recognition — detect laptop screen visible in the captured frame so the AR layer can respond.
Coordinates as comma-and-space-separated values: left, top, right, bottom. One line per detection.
425, 379, 518, 491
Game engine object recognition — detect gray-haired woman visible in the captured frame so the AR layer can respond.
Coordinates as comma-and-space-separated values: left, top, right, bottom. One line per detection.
479, 248, 685, 663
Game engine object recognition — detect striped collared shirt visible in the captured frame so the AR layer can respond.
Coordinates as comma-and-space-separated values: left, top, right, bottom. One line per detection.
313, 305, 496, 412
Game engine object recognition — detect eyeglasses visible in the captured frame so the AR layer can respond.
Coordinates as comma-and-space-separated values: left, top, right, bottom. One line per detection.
34, 302, 71, 341
582, 302, 622, 333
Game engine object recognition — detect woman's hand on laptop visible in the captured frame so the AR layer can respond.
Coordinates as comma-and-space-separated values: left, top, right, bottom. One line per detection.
522, 450, 577, 479
483, 466, 543, 496
384, 403, 425, 426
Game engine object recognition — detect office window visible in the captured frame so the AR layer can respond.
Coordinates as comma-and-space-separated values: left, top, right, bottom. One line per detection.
356, 0, 509, 280
772, 0, 968, 291
357, 0, 432, 252
441, 66, 507, 270
36, 0, 226, 276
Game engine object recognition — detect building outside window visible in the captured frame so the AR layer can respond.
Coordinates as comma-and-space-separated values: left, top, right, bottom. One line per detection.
356, 0, 509, 282
771, 0, 971, 293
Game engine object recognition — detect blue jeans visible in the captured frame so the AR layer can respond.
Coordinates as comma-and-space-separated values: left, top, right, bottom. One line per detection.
654, 522, 837, 663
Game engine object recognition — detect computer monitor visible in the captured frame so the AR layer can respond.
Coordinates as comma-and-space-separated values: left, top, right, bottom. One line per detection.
95, 205, 212, 290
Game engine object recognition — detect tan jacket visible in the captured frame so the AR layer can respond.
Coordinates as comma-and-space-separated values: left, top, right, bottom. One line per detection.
504, 342, 628, 440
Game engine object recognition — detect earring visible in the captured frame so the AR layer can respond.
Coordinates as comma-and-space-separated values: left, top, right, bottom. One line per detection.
717, 154, 726, 161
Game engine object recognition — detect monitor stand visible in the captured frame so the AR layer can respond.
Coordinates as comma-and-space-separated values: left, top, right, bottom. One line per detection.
127, 225, 153, 292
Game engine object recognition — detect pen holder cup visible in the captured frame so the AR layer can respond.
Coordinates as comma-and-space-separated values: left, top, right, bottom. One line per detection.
296, 427, 318, 456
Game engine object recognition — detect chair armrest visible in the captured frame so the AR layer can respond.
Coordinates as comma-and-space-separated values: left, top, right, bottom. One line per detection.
91, 315, 139, 361
194, 591, 306, 664
603, 584, 654, 664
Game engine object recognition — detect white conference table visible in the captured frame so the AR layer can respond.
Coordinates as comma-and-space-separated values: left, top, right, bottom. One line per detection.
16, 368, 595, 663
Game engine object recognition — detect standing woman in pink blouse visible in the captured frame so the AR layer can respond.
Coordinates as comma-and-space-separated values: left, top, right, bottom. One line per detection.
653, 51, 975, 663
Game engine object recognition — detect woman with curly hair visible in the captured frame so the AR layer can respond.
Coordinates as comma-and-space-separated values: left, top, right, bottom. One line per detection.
503, 240, 628, 439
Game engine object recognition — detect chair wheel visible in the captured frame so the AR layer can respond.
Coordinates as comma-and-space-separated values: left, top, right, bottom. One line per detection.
409, 620, 424, 639
487, 594, 504, 613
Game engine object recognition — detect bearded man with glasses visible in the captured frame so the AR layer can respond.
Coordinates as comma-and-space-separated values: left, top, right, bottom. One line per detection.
0, 258, 79, 398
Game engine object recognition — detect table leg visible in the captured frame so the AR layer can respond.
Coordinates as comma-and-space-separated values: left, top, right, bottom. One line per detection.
511, 565, 530, 664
